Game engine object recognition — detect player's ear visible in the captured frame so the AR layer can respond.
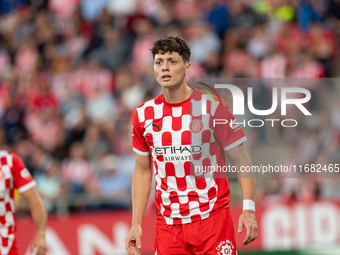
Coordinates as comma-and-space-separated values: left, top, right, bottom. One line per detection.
185, 62, 191, 75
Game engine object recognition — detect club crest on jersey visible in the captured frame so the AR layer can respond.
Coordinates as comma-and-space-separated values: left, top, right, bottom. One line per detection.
216, 240, 234, 255
189, 119, 203, 134
20, 168, 31, 179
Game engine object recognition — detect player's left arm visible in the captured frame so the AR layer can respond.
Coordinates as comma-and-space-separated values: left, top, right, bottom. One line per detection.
21, 187, 47, 255
226, 144, 258, 245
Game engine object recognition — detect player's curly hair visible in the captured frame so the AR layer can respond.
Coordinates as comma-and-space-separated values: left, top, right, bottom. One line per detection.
150, 36, 191, 63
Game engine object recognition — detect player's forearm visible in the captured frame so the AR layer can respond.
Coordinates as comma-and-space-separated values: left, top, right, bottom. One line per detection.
28, 195, 47, 235
238, 175, 256, 201
131, 168, 152, 227
236, 158, 256, 201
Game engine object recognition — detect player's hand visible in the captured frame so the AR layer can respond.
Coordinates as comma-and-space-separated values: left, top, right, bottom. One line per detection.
125, 225, 143, 255
237, 210, 258, 245
30, 232, 47, 255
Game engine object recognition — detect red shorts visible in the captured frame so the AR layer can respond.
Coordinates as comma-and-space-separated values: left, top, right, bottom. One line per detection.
155, 208, 237, 255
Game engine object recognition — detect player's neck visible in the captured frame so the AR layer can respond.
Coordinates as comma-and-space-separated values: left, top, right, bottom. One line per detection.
162, 83, 192, 104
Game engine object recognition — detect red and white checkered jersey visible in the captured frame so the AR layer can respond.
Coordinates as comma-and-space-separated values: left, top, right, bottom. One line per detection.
0, 150, 36, 255
132, 88, 246, 225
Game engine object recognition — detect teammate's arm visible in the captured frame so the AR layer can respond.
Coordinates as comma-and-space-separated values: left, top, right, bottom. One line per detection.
21, 187, 47, 255
226, 144, 258, 245
125, 153, 153, 255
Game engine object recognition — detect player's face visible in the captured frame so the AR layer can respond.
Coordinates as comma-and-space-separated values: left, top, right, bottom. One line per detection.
153, 51, 190, 89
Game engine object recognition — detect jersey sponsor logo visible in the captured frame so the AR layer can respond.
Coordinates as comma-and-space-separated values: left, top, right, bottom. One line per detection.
189, 119, 204, 133
153, 145, 202, 162
216, 240, 235, 255
152, 122, 162, 131
20, 168, 31, 179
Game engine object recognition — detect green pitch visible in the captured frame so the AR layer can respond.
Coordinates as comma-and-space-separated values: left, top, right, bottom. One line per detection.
240, 246, 340, 255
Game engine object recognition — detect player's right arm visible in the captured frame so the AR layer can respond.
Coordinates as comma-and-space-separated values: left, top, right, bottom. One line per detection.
126, 109, 153, 255
125, 153, 152, 255
11, 153, 47, 255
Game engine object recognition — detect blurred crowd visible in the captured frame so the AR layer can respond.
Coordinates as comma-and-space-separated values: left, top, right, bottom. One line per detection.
0, 0, 340, 214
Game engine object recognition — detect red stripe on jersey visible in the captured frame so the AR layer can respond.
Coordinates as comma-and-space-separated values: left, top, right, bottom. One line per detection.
160, 178, 168, 191
195, 178, 207, 190
179, 203, 190, 216
163, 204, 171, 217
208, 187, 217, 200
181, 130, 190, 145
172, 117, 182, 131
183, 162, 193, 176
5, 202, 12, 212
165, 163, 175, 176
202, 129, 212, 144
5, 179, 10, 189
199, 201, 210, 212
192, 151, 202, 160
0, 216, 5, 224
187, 191, 199, 202
202, 158, 211, 169
9, 189, 14, 199
176, 177, 187, 192
191, 214, 201, 222
144, 106, 155, 119
162, 132, 172, 146
0, 157, 7, 165
2, 238, 8, 247
182, 104, 191, 115
169, 191, 179, 204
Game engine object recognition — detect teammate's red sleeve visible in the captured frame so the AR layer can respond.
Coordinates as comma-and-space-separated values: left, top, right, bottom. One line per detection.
11, 153, 36, 193
213, 101, 247, 151
132, 109, 150, 156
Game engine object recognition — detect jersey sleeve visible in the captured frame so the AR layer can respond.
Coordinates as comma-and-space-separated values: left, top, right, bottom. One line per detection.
132, 109, 150, 156
213, 101, 247, 151
11, 154, 36, 193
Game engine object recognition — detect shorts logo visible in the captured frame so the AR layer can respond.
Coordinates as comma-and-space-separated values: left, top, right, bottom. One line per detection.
189, 119, 203, 133
216, 240, 234, 255
20, 168, 31, 179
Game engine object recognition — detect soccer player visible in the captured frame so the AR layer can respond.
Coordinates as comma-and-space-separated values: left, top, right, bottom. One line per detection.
125, 37, 257, 255
0, 150, 47, 255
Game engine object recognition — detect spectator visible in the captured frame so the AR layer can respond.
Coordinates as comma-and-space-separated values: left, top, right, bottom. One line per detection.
60, 142, 94, 195
96, 155, 131, 209
35, 161, 64, 213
